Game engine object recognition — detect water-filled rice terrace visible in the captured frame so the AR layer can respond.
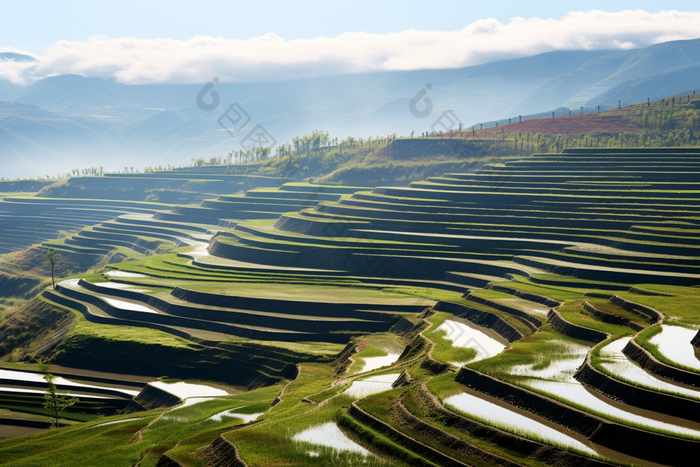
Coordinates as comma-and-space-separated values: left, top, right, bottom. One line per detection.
1, 147, 700, 466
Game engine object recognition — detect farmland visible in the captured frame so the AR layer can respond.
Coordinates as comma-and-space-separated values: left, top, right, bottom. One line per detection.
0, 142, 698, 467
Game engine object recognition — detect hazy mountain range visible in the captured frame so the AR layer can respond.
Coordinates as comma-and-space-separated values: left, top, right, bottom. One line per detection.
1, 38, 700, 178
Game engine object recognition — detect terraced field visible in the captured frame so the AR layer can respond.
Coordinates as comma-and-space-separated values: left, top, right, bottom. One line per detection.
0, 197, 169, 256
1, 147, 699, 467
0, 182, 360, 290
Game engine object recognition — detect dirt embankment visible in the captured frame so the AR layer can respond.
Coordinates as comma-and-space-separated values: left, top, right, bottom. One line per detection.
4, 247, 107, 280
198, 435, 248, 467
0, 272, 45, 299
155, 454, 185, 467
445, 111, 641, 137
499, 114, 640, 134
127, 384, 181, 412
0, 297, 75, 360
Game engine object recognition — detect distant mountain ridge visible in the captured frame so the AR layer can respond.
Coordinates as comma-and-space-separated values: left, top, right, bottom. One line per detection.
1, 38, 700, 178
0, 52, 36, 62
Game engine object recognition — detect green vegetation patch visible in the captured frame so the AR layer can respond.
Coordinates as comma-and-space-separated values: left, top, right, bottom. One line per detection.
467, 326, 592, 378
425, 312, 478, 365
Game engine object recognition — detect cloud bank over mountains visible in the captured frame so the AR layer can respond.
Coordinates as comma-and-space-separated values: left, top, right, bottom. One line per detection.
2, 9, 700, 85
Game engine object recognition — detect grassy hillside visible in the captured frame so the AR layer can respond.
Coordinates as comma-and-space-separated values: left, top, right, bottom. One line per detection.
458, 92, 700, 152
0, 145, 697, 466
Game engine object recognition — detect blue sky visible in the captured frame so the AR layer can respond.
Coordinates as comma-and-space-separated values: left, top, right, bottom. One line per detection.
2, 2, 700, 85
2, 0, 700, 54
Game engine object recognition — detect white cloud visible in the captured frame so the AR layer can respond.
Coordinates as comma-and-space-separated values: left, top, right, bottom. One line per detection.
0, 47, 38, 84
2, 9, 700, 85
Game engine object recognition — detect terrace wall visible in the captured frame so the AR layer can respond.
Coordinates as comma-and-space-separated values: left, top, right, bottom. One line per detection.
581, 301, 644, 332
464, 293, 541, 330
132, 384, 182, 411
608, 296, 663, 324
391, 397, 523, 467
575, 356, 700, 422
348, 402, 471, 467
0, 376, 133, 400
72, 281, 379, 340
199, 434, 248, 467
42, 290, 194, 341
432, 301, 523, 343
455, 368, 700, 466
546, 309, 607, 343
417, 385, 613, 467
622, 339, 700, 388
526, 250, 699, 276
515, 257, 700, 287
0, 180, 53, 192
485, 284, 561, 307
41, 292, 298, 387
155, 454, 185, 467
209, 236, 524, 281
171, 287, 424, 316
